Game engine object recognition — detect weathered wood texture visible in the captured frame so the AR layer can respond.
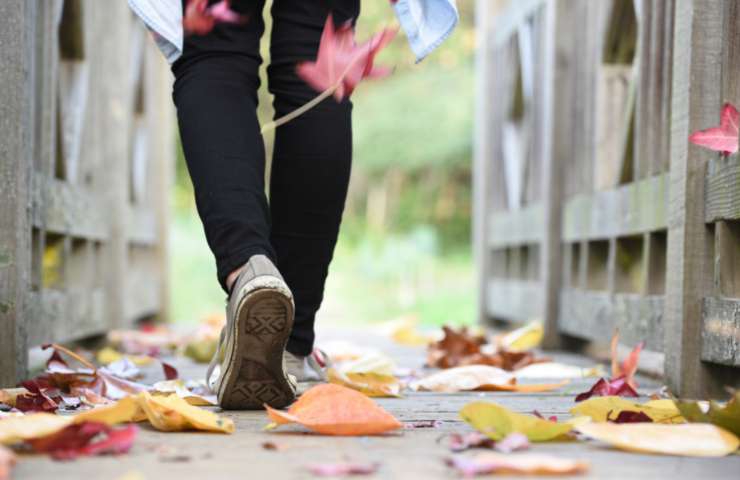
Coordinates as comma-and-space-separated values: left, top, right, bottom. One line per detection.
0, 0, 174, 385
477, 0, 740, 395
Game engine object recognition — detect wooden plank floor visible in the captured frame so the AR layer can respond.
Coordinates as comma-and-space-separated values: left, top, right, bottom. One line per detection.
13, 328, 740, 479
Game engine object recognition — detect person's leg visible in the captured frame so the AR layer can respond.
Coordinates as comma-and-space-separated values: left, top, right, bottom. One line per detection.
268, 0, 361, 356
172, 0, 272, 292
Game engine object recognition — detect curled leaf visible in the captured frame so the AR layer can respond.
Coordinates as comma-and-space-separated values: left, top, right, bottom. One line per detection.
460, 402, 583, 442
577, 422, 739, 457
265, 384, 402, 436
675, 390, 740, 436
327, 369, 401, 398
571, 397, 684, 424
574, 377, 638, 402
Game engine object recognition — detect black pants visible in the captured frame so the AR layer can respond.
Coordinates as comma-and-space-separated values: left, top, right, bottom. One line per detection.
172, 0, 359, 356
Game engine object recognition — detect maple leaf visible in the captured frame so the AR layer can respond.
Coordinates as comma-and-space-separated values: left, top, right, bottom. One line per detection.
688, 102, 739, 156
183, 0, 247, 36
296, 15, 396, 102
574, 377, 638, 402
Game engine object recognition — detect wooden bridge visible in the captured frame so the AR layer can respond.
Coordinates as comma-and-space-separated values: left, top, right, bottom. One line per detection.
1, 0, 739, 399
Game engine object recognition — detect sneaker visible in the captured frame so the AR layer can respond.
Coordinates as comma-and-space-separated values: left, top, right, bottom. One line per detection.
206, 255, 297, 409
284, 349, 330, 383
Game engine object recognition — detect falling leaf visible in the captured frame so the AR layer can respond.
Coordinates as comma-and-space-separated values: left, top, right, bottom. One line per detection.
428, 327, 548, 370
0, 445, 16, 480
183, 0, 247, 35
497, 321, 544, 352
305, 461, 379, 477
675, 390, 740, 436
26, 422, 137, 460
577, 422, 739, 457
446, 453, 589, 476
460, 402, 584, 442
296, 15, 397, 101
327, 369, 401, 398
574, 377, 638, 402
571, 397, 684, 424
688, 102, 739, 156
410, 365, 567, 393
265, 384, 402, 436
514, 362, 604, 379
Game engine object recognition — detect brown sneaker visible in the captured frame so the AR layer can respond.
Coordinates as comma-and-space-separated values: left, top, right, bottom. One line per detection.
206, 255, 297, 409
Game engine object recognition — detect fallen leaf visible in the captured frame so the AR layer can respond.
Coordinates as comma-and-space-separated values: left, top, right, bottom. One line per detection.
327, 369, 401, 398
305, 461, 379, 477
446, 453, 588, 476
0, 389, 27, 408
608, 410, 653, 423
184, 339, 217, 364
675, 390, 740, 436
610, 330, 643, 389
15, 381, 58, 413
460, 402, 582, 442
183, 0, 247, 35
514, 362, 604, 379
688, 102, 739, 156
334, 351, 396, 376
446, 432, 496, 452
574, 377, 638, 402
27, 422, 137, 460
410, 365, 567, 393
570, 397, 684, 424
387, 316, 435, 346
137, 392, 234, 433
577, 422, 739, 457
296, 15, 396, 101
0, 413, 73, 445
0, 445, 16, 480
151, 380, 217, 406
265, 384, 402, 436
73, 396, 145, 426
427, 326, 548, 370
497, 321, 544, 352
96, 347, 154, 366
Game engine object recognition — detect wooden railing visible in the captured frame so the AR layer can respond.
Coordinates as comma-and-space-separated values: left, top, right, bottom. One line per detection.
475, 0, 740, 396
0, 0, 174, 385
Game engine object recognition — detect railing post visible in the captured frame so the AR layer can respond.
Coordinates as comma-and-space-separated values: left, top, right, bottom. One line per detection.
0, 0, 35, 386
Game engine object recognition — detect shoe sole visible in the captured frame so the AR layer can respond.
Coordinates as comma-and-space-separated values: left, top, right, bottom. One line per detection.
217, 287, 296, 410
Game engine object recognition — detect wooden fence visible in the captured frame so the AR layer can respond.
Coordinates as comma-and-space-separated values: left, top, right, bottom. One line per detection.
0, 0, 174, 386
475, 0, 740, 396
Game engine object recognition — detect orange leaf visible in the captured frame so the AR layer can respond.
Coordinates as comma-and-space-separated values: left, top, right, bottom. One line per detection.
609, 330, 643, 389
264, 384, 402, 436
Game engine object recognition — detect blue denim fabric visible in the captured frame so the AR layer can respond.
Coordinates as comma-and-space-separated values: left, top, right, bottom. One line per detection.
128, 0, 458, 64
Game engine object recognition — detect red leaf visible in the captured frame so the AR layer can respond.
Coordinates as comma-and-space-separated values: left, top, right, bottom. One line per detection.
610, 330, 643, 389
183, 0, 247, 36
574, 377, 638, 402
607, 410, 653, 424
27, 422, 137, 461
688, 102, 739, 156
15, 381, 58, 413
161, 361, 179, 380
296, 15, 396, 101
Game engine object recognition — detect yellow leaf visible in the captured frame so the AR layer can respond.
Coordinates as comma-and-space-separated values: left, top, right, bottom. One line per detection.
96, 347, 154, 366
0, 388, 28, 408
184, 339, 218, 364
151, 380, 217, 406
390, 317, 434, 346
460, 401, 579, 442
577, 422, 739, 457
570, 396, 685, 424
336, 351, 396, 376
0, 413, 72, 445
137, 392, 234, 433
327, 369, 401, 397
499, 321, 543, 352
72, 395, 145, 425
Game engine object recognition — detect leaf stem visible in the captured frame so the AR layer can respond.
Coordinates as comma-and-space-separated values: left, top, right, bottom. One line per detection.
260, 86, 337, 134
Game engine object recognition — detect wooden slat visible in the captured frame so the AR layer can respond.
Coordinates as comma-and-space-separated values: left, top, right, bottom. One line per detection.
558, 289, 665, 350
31, 174, 108, 239
26, 287, 106, 346
0, 0, 34, 387
488, 203, 543, 248
705, 155, 740, 222
127, 206, 157, 245
485, 279, 542, 322
562, 173, 668, 241
124, 264, 161, 322
491, 0, 547, 47
701, 297, 740, 367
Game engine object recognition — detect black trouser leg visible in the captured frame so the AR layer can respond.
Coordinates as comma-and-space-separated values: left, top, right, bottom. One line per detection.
268, 0, 360, 355
172, 1, 271, 292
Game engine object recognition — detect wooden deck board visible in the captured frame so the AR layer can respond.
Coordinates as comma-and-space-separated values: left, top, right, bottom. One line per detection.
12, 328, 740, 479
